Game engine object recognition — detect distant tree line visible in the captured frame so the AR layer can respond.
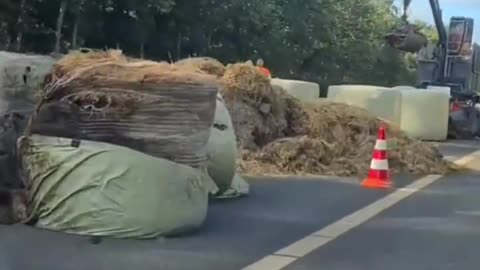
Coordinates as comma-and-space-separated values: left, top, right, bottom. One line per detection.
0, 0, 438, 89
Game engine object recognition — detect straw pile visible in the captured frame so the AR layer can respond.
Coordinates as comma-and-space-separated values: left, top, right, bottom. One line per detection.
221, 63, 308, 149
238, 102, 451, 176
40, 51, 218, 102
43, 49, 127, 85
219, 63, 452, 177
39, 51, 453, 178
175, 57, 226, 77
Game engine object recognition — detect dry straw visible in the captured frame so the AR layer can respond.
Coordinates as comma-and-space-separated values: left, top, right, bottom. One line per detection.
219, 63, 454, 177
36, 49, 455, 178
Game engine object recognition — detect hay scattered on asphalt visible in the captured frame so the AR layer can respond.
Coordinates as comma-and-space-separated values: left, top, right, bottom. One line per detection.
220, 65, 453, 178
238, 101, 452, 177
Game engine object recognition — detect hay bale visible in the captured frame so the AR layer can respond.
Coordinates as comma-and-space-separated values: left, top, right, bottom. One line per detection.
31, 51, 219, 168
42, 60, 218, 100
175, 57, 226, 77
46, 49, 127, 85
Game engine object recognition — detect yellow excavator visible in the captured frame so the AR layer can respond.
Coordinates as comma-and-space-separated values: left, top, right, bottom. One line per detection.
386, 0, 480, 138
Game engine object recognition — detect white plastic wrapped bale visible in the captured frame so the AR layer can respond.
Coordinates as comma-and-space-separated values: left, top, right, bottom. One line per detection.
392, 86, 416, 90
327, 85, 402, 125
398, 88, 450, 141
0, 51, 55, 114
18, 135, 217, 239
426, 85, 451, 97
271, 78, 319, 102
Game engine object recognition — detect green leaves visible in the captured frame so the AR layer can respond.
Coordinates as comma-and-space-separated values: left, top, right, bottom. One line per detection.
0, 0, 425, 87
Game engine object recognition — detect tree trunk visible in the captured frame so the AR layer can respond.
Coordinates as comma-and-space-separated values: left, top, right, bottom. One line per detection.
140, 42, 145, 59
54, 0, 68, 54
71, 0, 84, 50
176, 33, 182, 60
71, 19, 79, 49
14, 0, 28, 52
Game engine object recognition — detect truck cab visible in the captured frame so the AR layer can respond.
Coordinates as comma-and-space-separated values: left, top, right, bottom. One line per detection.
417, 17, 479, 96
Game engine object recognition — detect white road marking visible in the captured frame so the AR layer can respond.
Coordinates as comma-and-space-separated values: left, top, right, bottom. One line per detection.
242, 255, 296, 270
241, 150, 480, 270
454, 211, 480, 217
274, 236, 331, 258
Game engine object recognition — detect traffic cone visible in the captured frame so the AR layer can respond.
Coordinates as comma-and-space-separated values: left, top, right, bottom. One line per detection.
361, 125, 392, 189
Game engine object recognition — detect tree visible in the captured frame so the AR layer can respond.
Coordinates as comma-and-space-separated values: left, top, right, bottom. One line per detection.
0, 0, 17, 50
0, 0, 430, 87
14, 0, 28, 51
54, 0, 68, 54
415, 20, 439, 44
70, 0, 85, 49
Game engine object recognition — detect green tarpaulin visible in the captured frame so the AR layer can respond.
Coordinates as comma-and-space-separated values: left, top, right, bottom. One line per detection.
19, 135, 216, 239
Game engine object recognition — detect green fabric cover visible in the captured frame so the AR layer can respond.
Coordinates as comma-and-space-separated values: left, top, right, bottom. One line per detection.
214, 174, 250, 199
207, 95, 237, 193
19, 135, 216, 239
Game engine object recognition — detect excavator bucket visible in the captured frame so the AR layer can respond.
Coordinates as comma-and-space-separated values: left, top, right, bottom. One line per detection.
385, 24, 428, 53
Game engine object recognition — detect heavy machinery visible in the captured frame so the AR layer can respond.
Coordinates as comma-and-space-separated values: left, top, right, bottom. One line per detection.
387, 0, 480, 138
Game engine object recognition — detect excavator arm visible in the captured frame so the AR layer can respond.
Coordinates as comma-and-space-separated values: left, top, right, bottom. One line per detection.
401, 0, 448, 81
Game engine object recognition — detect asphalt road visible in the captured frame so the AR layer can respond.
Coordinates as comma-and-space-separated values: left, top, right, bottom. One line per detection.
284, 173, 480, 270
0, 140, 478, 270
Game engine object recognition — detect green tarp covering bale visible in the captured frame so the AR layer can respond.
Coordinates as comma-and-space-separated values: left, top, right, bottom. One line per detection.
214, 174, 250, 199
205, 93, 249, 199
207, 94, 237, 194
19, 135, 217, 239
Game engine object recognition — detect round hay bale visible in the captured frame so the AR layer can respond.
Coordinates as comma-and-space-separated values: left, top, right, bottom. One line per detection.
42, 59, 218, 99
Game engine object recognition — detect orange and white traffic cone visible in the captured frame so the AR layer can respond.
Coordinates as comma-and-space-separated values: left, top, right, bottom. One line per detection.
361, 125, 392, 189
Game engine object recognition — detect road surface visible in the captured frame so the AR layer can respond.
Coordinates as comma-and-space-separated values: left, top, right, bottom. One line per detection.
0, 140, 479, 270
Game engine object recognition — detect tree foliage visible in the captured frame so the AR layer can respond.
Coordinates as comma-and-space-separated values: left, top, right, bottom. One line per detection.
0, 0, 430, 87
